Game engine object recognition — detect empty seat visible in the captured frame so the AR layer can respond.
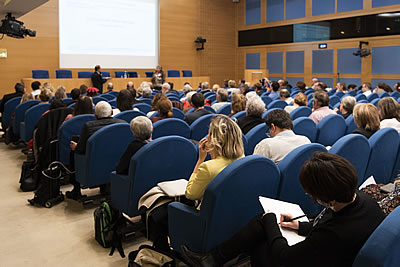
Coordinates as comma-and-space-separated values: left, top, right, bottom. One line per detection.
190, 114, 214, 141
133, 103, 152, 114
2, 97, 22, 130
267, 99, 287, 110
32, 70, 49, 79
168, 70, 180, 77
128, 71, 138, 78
182, 70, 192, 77
316, 114, 346, 146
152, 118, 191, 139
345, 114, 357, 134
292, 117, 317, 142
216, 104, 231, 115
290, 106, 312, 120
114, 110, 146, 123
100, 94, 116, 101
115, 71, 126, 78
172, 107, 185, 120
12, 100, 40, 135
56, 70, 72, 79
168, 155, 281, 253
20, 103, 50, 142
145, 72, 154, 78
329, 134, 371, 186
78, 72, 92, 78
245, 123, 268, 155
101, 72, 111, 78
355, 94, 367, 102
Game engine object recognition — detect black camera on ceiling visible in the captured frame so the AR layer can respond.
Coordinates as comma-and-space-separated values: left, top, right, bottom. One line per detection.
0, 13, 36, 39
353, 41, 371, 57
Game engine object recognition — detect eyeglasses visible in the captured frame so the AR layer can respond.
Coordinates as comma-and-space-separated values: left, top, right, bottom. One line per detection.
265, 132, 271, 138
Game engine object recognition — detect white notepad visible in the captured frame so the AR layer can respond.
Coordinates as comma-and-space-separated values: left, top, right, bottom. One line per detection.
358, 176, 376, 190
157, 179, 188, 197
259, 196, 308, 246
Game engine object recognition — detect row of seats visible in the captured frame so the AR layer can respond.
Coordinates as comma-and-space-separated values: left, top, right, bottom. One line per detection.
31, 70, 193, 79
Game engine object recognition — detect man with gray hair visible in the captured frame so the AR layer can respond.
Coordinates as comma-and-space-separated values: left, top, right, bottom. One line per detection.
280, 88, 293, 104
142, 87, 153, 98
161, 83, 171, 94
201, 82, 210, 94
236, 96, 266, 134
67, 101, 125, 200
212, 88, 230, 111
116, 116, 153, 175
337, 96, 356, 119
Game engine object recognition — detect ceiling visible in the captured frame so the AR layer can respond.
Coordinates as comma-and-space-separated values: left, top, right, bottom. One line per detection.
0, 0, 48, 18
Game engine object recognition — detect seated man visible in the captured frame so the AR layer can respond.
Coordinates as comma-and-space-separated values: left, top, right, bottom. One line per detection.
280, 89, 293, 104
254, 109, 310, 164
67, 101, 125, 199
0, 82, 25, 114
211, 89, 229, 112
184, 93, 213, 125
236, 96, 265, 135
309, 90, 336, 124
268, 81, 280, 100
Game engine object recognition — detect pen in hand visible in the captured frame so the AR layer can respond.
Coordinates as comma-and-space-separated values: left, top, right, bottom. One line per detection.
280, 214, 307, 223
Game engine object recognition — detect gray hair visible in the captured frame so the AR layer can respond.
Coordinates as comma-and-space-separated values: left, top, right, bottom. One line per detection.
245, 91, 258, 101
186, 91, 196, 103
95, 101, 112, 118
130, 116, 152, 141
246, 96, 265, 117
217, 88, 229, 102
183, 84, 193, 95
162, 83, 171, 92
341, 96, 356, 113
142, 87, 152, 98
201, 82, 209, 90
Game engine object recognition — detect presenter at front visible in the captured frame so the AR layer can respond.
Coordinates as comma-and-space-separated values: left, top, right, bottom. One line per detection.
91, 65, 109, 94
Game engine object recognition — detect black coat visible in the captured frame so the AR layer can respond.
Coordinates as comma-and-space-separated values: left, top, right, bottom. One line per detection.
91, 72, 106, 94
0, 91, 23, 113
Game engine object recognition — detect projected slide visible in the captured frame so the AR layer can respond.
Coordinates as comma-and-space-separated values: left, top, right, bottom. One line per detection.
59, 0, 159, 69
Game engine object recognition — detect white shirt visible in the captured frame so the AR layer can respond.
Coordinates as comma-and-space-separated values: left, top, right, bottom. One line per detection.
363, 90, 372, 97
253, 130, 311, 164
284, 105, 297, 113
380, 118, 400, 133
212, 102, 230, 112
284, 97, 293, 105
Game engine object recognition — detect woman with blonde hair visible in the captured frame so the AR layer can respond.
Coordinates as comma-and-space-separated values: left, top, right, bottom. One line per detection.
55, 86, 67, 100
230, 93, 246, 117
20, 92, 34, 103
284, 93, 308, 113
377, 97, 400, 132
352, 103, 380, 138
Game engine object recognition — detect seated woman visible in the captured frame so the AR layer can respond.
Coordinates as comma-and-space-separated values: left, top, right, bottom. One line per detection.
183, 152, 385, 267
352, 103, 380, 139
54, 86, 67, 100
336, 96, 356, 119
284, 93, 308, 113
86, 87, 99, 97
229, 93, 246, 117
236, 96, 265, 135
151, 96, 173, 123
20, 92, 34, 103
377, 97, 400, 132
64, 96, 93, 122
116, 116, 152, 175
113, 89, 134, 116
38, 88, 52, 104
336, 82, 347, 93
147, 93, 163, 118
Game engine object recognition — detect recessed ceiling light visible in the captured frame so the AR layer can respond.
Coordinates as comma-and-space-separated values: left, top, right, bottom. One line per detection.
386, 27, 391, 31
378, 12, 400, 17
340, 31, 345, 34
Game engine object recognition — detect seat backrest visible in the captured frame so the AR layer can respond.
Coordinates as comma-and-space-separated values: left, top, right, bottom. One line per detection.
216, 104, 231, 115
345, 114, 357, 134
329, 95, 341, 106
261, 95, 273, 107
334, 91, 344, 98
13, 100, 40, 135
292, 117, 317, 142
114, 110, 145, 123
78, 71, 92, 78
267, 99, 288, 110
290, 106, 312, 120
108, 99, 117, 108
2, 97, 22, 129
56, 70, 72, 79
245, 123, 268, 154
101, 72, 111, 78
367, 93, 379, 102
128, 136, 197, 216
190, 114, 214, 141
231, 110, 246, 120
203, 92, 214, 99
152, 118, 191, 139
329, 134, 370, 186
278, 143, 328, 217
356, 94, 367, 102
115, 71, 125, 78
92, 96, 108, 105
199, 156, 281, 252
262, 108, 279, 120
21, 103, 50, 142
380, 92, 390, 98
390, 91, 400, 99
168, 70, 180, 77
133, 103, 152, 114
82, 123, 133, 187
108, 91, 119, 97
32, 70, 49, 79
101, 94, 116, 101
353, 206, 400, 267
391, 133, 400, 181
167, 95, 181, 102
204, 105, 216, 114
128, 71, 138, 78
138, 98, 153, 106
145, 71, 154, 78
370, 98, 380, 106
182, 70, 192, 77
365, 128, 400, 184
58, 114, 96, 165
172, 107, 184, 120
316, 114, 346, 146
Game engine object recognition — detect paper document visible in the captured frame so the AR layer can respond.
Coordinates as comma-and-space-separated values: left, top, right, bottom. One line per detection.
259, 196, 308, 246
157, 179, 188, 197
359, 176, 376, 190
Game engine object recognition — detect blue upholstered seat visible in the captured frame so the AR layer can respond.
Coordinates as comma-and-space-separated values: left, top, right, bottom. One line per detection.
262, 108, 279, 120
92, 96, 108, 105
190, 114, 214, 141
2, 97, 22, 130
107, 99, 117, 108
292, 117, 317, 142
367, 93, 379, 102
329, 95, 341, 107
20, 103, 50, 142
152, 118, 191, 139
261, 95, 273, 107
145, 72, 154, 78
216, 104, 231, 115
267, 99, 287, 110
107, 91, 119, 97
379, 92, 390, 98
290, 106, 312, 120
138, 98, 152, 106
78, 72, 92, 78
329, 134, 371, 186
278, 143, 328, 217
114, 110, 146, 123
111, 136, 197, 217
391, 133, 400, 182
370, 98, 380, 106
12, 100, 39, 136
133, 103, 152, 114
231, 110, 246, 120
100, 94, 116, 101
56, 70, 72, 79
168, 70, 180, 77
32, 70, 49, 79
168, 155, 281, 253
345, 114, 357, 134
182, 70, 192, 77
355, 94, 367, 102
316, 114, 346, 146
245, 123, 268, 154
75, 123, 132, 188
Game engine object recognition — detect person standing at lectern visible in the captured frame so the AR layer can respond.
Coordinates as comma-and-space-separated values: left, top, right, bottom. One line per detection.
91, 65, 107, 94
151, 65, 165, 90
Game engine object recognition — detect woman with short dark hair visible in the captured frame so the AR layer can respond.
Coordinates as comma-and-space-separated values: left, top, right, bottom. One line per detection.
113, 89, 134, 116
64, 96, 93, 122
182, 152, 385, 267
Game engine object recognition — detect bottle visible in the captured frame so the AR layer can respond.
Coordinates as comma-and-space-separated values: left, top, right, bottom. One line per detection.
124, 71, 127, 79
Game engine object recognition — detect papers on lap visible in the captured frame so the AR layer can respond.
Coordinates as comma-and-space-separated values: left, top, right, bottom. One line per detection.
259, 196, 308, 246
157, 179, 188, 197
358, 176, 376, 190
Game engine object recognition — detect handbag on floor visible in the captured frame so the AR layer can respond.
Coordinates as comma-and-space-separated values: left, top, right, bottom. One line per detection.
19, 160, 40, 192
128, 245, 176, 267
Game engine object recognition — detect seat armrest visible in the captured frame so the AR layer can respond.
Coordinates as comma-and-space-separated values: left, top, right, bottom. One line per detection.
110, 171, 132, 216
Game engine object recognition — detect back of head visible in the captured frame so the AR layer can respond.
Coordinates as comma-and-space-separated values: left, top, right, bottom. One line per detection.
212, 84, 220, 91
294, 93, 308, 106
353, 103, 380, 131
217, 88, 228, 102
186, 91, 196, 104
70, 88, 81, 100
266, 109, 293, 130
271, 81, 280, 92
31, 81, 41, 91
246, 96, 265, 118
254, 83, 262, 91
296, 81, 306, 91
127, 81, 134, 90
201, 82, 209, 91
231, 93, 246, 113
50, 99, 65, 110
128, 88, 137, 99
80, 84, 88, 95
39, 88, 52, 102
207, 114, 244, 159
377, 97, 400, 121
162, 83, 171, 93
341, 96, 356, 113
183, 84, 193, 95
299, 152, 357, 203
157, 96, 173, 118
137, 86, 143, 97
151, 93, 163, 110
74, 96, 93, 116
21, 92, 33, 103
348, 84, 357, 91
55, 86, 67, 100
281, 80, 289, 88
95, 101, 112, 118
240, 84, 250, 95
246, 91, 258, 101
142, 87, 152, 98
130, 116, 152, 141
313, 90, 329, 107
94, 65, 101, 72
117, 89, 134, 112
228, 80, 236, 88
280, 88, 290, 99
191, 92, 205, 108
15, 82, 25, 93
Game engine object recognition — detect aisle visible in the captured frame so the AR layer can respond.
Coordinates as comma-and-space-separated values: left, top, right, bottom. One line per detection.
0, 142, 148, 267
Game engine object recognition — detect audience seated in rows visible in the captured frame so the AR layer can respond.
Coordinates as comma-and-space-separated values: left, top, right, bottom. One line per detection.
236, 96, 265, 135
309, 90, 336, 124
67, 101, 125, 200
352, 103, 380, 139
279, 89, 293, 105
184, 93, 212, 125
229, 93, 246, 117
337, 96, 356, 119
113, 89, 134, 116
211, 89, 229, 112
254, 109, 310, 164
152, 96, 173, 123
284, 93, 308, 113
374, 82, 393, 95
378, 97, 400, 132
182, 153, 385, 267
64, 96, 93, 122
116, 116, 152, 175
0, 82, 25, 114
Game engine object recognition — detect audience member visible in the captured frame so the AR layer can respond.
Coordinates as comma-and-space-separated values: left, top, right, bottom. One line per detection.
348, 84, 357, 91
55, 86, 67, 100
280, 89, 293, 104
142, 87, 152, 98
278, 79, 289, 89
126, 81, 135, 90
227, 80, 237, 92
20, 92, 34, 103
337, 96, 356, 119
311, 77, 319, 89
106, 82, 114, 92
161, 83, 171, 94
239, 84, 250, 95
245, 91, 258, 101
394, 82, 400, 93
374, 82, 393, 95
86, 87, 99, 97
0, 82, 25, 114
201, 82, 210, 94
184, 93, 212, 125
67, 101, 125, 199
377, 97, 400, 132
352, 103, 380, 139
254, 83, 263, 96
336, 82, 347, 92
116, 116, 152, 175
113, 89, 134, 116
64, 96, 93, 122
309, 90, 335, 124
314, 82, 327, 91
183, 91, 196, 113
42, 83, 55, 94
284, 93, 308, 113
39, 88, 52, 104
254, 109, 310, 163
236, 96, 265, 135
224, 80, 229, 89
296, 81, 307, 92
151, 96, 173, 123
212, 84, 220, 92
230, 93, 246, 117
49, 98, 66, 110
79, 84, 88, 95
91, 65, 107, 94
31, 81, 41, 98
127, 88, 142, 105
70, 88, 81, 102
212, 89, 229, 112
268, 81, 280, 100
152, 65, 165, 90
182, 153, 385, 267
362, 83, 372, 97
147, 93, 163, 118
